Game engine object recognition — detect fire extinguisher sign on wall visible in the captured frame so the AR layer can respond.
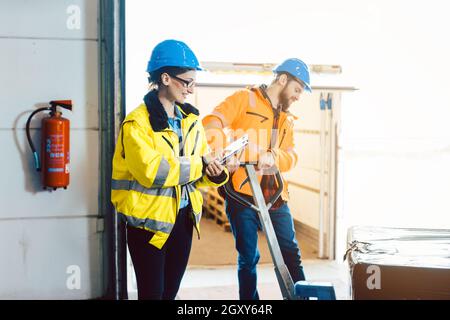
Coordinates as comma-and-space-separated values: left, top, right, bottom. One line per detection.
26, 100, 72, 190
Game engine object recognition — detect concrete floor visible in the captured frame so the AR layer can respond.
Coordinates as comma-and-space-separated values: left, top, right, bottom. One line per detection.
178, 260, 350, 300
128, 260, 350, 300
127, 215, 351, 300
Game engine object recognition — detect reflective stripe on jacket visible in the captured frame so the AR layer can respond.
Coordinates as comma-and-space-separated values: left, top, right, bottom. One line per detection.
202, 86, 297, 201
112, 91, 228, 249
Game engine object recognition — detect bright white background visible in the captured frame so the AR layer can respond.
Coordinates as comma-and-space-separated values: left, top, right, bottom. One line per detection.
126, 0, 450, 255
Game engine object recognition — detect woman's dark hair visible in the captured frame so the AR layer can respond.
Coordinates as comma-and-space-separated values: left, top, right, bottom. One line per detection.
148, 66, 193, 88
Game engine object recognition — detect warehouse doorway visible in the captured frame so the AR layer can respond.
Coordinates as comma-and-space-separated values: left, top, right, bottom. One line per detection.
122, 3, 357, 299
121, 59, 355, 298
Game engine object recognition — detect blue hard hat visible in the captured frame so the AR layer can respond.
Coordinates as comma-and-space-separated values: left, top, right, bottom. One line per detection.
273, 58, 311, 92
146, 39, 203, 73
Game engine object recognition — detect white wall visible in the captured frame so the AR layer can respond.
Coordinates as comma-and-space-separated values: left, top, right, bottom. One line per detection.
0, 0, 103, 299
126, 0, 450, 258
127, 0, 450, 135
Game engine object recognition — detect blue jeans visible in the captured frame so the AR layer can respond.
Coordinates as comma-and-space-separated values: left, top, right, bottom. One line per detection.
225, 196, 306, 300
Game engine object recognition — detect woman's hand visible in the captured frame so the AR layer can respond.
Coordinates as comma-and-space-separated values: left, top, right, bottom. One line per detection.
205, 159, 225, 177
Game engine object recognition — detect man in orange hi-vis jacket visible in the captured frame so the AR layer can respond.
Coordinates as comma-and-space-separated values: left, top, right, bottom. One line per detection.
202, 58, 311, 300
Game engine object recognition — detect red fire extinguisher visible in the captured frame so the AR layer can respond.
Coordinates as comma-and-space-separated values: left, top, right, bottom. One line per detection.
26, 100, 72, 190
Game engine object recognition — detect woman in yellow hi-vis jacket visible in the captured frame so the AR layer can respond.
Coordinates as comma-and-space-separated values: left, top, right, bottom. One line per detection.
111, 40, 228, 300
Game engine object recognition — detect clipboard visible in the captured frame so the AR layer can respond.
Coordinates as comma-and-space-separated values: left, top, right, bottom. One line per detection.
220, 134, 249, 164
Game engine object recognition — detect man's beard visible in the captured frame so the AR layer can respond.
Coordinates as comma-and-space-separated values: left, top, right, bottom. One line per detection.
278, 86, 291, 112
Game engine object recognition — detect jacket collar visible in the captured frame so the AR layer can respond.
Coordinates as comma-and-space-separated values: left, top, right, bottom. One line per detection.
252, 84, 298, 120
143, 90, 199, 132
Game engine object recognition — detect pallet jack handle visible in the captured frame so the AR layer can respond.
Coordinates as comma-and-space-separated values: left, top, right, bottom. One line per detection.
223, 163, 297, 300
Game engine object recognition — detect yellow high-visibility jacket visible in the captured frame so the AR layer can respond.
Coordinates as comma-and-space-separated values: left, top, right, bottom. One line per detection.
202, 86, 297, 201
111, 90, 228, 249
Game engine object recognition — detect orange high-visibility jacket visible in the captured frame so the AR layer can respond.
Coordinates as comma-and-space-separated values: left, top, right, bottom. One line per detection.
202, 86, 298, 201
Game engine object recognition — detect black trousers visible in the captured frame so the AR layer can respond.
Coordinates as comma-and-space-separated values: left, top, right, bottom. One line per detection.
126, 207, 193, 300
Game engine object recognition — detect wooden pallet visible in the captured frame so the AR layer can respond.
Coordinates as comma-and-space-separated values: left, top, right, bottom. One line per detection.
202, 187, 231, 232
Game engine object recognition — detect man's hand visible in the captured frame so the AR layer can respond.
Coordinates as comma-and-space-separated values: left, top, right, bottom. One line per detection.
225, 156, 240, 173
257, 151, 275, 171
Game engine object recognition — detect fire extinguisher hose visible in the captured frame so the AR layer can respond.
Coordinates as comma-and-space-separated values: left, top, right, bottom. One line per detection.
25, 107, 51, 172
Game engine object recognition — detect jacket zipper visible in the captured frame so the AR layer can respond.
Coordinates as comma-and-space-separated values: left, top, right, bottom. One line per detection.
191, 130, 200, 155
279, 129, 287, 147
180, 120, 199, 237
180, 120, 197, 156
183, 121, 201, 239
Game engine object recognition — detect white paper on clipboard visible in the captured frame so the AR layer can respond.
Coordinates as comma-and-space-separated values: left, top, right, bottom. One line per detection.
220, 134, 249, 164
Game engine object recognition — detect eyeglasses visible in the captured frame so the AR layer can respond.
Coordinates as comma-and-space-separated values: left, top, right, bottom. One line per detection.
169, 74, 196, 89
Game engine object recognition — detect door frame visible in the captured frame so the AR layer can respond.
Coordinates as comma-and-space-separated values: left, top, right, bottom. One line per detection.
99, 0, 127, 300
